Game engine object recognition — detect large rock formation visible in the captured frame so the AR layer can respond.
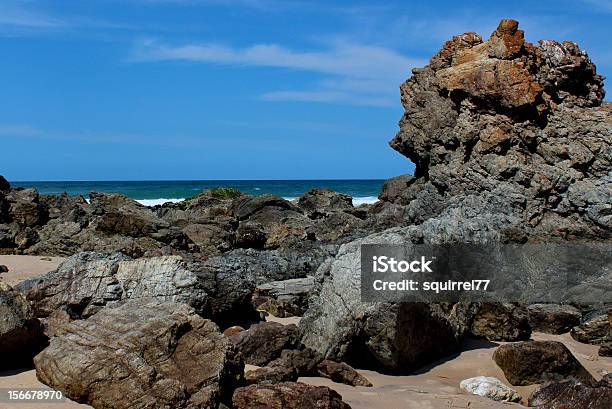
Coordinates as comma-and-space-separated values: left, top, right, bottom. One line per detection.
34, 301, 243, 409
386, 19, 610, 239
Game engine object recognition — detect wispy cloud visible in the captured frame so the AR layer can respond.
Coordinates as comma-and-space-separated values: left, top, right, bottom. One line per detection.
131, 39, 423, 106
0, 1, 65, 28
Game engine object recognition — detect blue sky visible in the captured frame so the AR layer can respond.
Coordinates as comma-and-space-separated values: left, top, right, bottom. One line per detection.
1, 0, 610, 181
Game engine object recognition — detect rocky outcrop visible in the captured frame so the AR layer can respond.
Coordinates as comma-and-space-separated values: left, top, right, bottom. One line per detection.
229, 321, 299, 366
34, 301, 244, 409
232, 382, 351, 409
528, 304, 582, 334
386, 19, 610, 240
528, 376, 612, 408
493, 340, 595, 386
460, 376, 521, 403
316, 360, 372, 387
0, 282, 46, 369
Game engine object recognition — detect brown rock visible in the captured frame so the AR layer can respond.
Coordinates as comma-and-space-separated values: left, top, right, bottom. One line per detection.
245, 365, 297, 385
232, 382, 351, 409
470, 303, 531, 341
528, 304, 582, 334
528, 377, 612, 408
223, 325, 245, 337
493, 341, 596, 386
0, 282, 46, 369
229, 321, 299, 366
316, 360, 372, 387
34, 301, 244, 409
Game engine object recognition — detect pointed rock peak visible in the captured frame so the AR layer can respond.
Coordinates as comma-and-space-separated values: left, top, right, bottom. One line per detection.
487, 19, 525, 59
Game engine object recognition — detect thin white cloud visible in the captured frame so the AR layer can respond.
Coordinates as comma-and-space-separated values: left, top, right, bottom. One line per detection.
131, 39, 423, 106
0, 2, 65, 28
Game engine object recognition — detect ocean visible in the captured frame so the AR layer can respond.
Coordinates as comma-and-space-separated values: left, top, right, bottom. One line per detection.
11, 180, 385, 206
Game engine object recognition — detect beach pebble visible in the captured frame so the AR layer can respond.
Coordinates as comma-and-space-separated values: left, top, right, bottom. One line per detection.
460, 376, 521, 402
0, 265, 8, 273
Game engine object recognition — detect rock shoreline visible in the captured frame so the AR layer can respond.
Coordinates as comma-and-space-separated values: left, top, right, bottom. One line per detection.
1, 19, 611, 409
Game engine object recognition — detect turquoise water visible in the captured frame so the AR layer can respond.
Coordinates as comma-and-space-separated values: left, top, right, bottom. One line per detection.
11, 180, 385, 206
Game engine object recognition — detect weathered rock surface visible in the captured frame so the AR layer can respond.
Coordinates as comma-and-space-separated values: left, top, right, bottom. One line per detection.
245, 365, 297, 385
232, 382, 351, 409
528, 377, 612, 408
0, 282, 46, 369
252, 277, 315, 317
316, 360, 372, 387
229, 321, 299, 366
470, 302, 531, 341
386, 19, 611, 240
460, 376, 521, 402
34, 301, 244, 409
26, 252, 261, 330
300, 229, 472, 373
493, 340, 595, 386
268, 348, 324, 377
528, 304, 582, 334
297, 189, 353, 218
571, 310, 611, 345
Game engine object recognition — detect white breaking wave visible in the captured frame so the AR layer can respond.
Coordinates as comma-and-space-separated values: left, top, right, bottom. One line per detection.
282, 196, 378, 206
134, 196, 379, 207
136, 198, 185, 206
352, 196, 379, 206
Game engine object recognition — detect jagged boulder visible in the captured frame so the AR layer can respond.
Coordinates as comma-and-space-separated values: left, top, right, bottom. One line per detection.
34, 301, 244, 409
388, 19, 611, 239
316, 360, 372, 387
0, 282, 46, 369
493, 340, 595, 386
0, 176, 10, 192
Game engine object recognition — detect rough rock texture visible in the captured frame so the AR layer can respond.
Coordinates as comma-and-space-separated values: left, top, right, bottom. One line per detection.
300, 229, 473, 372
316, 360, 372, 387
268, 348, 324, 377
252, 277, 315, 317
493, 340, 596, 386
229, 322, 299, 366
386, 19, 611, 240
470, 303, 531, 341
34, 301, 244, 409
528, 304, 582, 334
297, 189, 353, 218
528, 377, 612, 408
26, 252, 263, 331
232, 382, 352, 409
0, 282, 46, 369
245, 365, 297, 385
570, 310, 611, 345
459, 376, 521, 402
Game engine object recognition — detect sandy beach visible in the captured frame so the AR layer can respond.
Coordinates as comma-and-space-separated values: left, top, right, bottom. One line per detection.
1, 255, 610, 409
